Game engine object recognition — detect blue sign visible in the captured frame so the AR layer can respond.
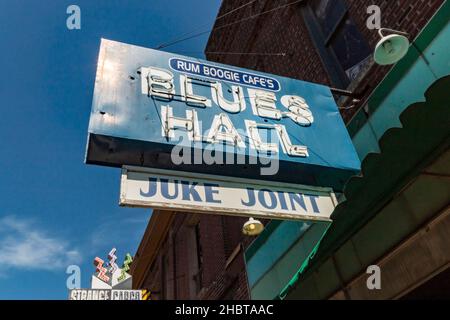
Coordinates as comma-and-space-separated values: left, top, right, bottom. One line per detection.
86, 39, 361, 191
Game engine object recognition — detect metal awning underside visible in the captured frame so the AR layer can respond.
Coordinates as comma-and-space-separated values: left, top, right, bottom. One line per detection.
279, 75, 450, 299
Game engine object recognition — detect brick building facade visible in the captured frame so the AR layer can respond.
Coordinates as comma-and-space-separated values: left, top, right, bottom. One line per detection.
131, 211, 254, 300
206, 0, 444, 122
130, 0, 446, 300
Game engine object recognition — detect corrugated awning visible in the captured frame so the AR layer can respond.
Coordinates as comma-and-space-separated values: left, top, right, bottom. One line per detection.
279, 75, 450, 299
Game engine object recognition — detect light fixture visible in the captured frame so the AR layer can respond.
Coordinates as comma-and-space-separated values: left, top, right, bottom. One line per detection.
242, 217, 264, 236
374, 28, 410, 66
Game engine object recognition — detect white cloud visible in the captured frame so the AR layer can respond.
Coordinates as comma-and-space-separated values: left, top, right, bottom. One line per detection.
88, 212, 150, 254
0, 216, 82, 272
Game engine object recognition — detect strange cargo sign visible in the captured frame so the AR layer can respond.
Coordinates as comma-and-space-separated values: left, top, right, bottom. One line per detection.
86, 39, 360, 190
120, 166, 337, 222
69, 289, 144, 301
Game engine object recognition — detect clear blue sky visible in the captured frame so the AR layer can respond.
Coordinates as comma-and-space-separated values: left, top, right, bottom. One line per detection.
0, 0, 221, 299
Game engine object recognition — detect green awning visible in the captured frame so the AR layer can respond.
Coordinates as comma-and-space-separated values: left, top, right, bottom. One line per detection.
279, 74, 450, 299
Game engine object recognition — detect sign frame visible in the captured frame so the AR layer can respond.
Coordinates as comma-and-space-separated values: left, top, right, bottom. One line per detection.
120, 166, 337, 223
86, 39, 361, 192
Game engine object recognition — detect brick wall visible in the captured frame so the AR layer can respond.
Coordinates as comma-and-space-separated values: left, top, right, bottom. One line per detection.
206, 0, 445, 122
142, 213, 253, 300
206, 0, 330, 84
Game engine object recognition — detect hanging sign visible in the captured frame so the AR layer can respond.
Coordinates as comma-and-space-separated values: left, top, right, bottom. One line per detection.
120, 166, 337, 222
86, 39, 360, 190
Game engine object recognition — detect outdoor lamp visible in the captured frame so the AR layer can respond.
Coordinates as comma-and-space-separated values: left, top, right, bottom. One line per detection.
374, 28, 410, 65
242, 217, 264, 236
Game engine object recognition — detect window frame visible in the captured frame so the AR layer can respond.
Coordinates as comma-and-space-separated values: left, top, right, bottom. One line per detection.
300, 0, 370, 88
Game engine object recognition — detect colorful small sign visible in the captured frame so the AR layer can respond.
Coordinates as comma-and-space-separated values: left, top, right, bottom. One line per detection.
118, 253, 133, 282
70, 249, 147, 300
93, 257, 110, 283
92, 248, 133, 288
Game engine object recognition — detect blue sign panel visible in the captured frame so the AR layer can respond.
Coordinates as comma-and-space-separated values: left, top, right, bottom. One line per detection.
169, 58, 281, 91
86, 39, 361, 191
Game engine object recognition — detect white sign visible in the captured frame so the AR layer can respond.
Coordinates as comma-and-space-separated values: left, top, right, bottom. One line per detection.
120, 166, 337, 222
69, 289, 143, 300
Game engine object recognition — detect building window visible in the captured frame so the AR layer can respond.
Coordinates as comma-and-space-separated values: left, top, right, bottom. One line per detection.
329, 19, 372, 81
303, 0, 372, 87
312, 0, 348, 38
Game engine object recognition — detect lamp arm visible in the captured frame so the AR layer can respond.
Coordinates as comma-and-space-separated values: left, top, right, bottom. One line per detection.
378, 28, 410, 38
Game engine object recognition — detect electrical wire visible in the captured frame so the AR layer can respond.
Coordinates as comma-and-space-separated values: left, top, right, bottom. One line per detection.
215, 0, 258, 20
155, 0, 258, 49
169, 51, 286, 57
206, 52, 286, 56
156, 0, 304, 50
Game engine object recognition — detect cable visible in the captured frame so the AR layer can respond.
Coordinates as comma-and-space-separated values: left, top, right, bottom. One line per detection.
170, 51, 286, 56
155, 0, 258, 49
206, 51, 286, 56
215, 0, 258, 21
156, 0, 304, 50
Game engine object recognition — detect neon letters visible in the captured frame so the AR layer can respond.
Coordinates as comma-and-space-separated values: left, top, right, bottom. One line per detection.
140, 63, 315, 158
